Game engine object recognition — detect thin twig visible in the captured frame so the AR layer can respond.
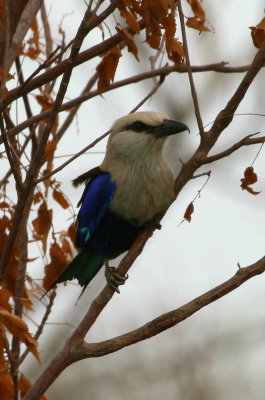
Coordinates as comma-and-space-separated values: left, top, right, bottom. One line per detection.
204, 134, 265, 164
2, 61, 248, 144
177, 0, 205, 137
35, 130, 111, 184
0, 116, 23, 191
19, 291, 56, 365
55, 72, 99, 143
130, 75, 165, 114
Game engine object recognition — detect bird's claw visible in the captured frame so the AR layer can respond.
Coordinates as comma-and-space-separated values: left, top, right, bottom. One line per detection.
105, 266, 128, 293
145, 216, 162, 230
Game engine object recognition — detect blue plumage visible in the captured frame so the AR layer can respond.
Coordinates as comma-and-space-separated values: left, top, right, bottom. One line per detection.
53, 170, 141, 293
76, 172, 116, 246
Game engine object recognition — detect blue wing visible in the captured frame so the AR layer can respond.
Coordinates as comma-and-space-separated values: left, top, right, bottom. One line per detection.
76, 172, 116, 247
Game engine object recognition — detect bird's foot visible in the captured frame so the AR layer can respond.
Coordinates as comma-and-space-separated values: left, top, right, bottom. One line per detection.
146, 216, 162, 230
105, 266, 128, 294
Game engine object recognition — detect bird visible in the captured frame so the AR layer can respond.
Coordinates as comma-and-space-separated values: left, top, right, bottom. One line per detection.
47, 111, 189, 296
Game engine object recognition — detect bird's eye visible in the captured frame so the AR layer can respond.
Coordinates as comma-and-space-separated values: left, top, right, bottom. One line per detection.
129, 121, 148, 132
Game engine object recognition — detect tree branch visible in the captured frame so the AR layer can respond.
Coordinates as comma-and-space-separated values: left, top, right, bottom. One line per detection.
4, 7, 142, 108
77, 255, 265, 359
23, 253, 265, 400
204, 133, 265, 164
2, 62, 250, 145
177, 0, 205, 137
208, 40, 265, 142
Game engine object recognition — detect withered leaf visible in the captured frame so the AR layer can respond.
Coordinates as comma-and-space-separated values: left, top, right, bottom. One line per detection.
256, 17, 265, 29
33, 191, 43, 204
97, 45, 122, 92
125, 9, 140, 33
184, 202, 194, 222
68, 222, 77, 246
43, 241, 69, 290
0, 310, 40, 361
240, 166, 261, 195
53, 189, 70, 209
32, 200, 53, 254
0, 289, 12, 312
186, 0, 206, 20
186, 16, 211, 32
116, 27, 139, 60
250, 26, 265, 48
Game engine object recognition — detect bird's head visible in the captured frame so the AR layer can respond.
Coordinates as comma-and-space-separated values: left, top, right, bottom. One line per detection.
103, 111, 189, 164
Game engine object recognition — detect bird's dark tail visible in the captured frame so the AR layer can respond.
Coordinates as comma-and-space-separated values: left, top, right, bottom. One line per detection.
42, 251, 103, 298
57, 251, 102, 287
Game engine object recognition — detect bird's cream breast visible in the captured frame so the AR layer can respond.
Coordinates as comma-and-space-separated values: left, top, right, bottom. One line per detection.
108, 162, 175, 225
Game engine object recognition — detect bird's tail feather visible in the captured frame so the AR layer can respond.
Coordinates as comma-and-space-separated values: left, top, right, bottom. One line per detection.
41, 251, 103, 299
56, 251, 103, 287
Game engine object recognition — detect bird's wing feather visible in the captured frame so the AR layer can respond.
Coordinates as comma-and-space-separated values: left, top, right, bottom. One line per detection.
76, 171, 116, 247
72, 166, 102, 187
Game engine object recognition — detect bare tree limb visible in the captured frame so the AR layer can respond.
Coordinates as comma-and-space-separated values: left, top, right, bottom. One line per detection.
19, 291, 56, 365
23, 253, 265, 400
78, 255, 265, 359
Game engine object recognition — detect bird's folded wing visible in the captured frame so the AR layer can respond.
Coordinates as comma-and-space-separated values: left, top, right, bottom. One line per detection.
76, 171, 116, 247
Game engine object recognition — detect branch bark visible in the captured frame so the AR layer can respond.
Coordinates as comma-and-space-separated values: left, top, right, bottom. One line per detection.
23, 254, 265, 400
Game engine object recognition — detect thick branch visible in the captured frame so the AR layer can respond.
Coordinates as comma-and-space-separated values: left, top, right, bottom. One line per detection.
77, 256, 265, 359
208, 40, 265, 142
23, 254, 265, 400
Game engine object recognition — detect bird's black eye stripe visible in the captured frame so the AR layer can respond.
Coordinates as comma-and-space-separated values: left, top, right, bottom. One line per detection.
126, 121, 156, 133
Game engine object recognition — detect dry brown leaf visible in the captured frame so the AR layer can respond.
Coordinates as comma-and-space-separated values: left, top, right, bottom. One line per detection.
256, 16, 265, 29
97, 45, 122, 92
0, 310, 39, 361
125, 9, 140, 33
35, 94, 54, 110
68, 222, 77, 246
186, 16, 211, 32
33, 191, 43, 204
159, 0, 172, 12
32, 200, 53, 254
53, 189, 70, 209
240, 166, 261, 195
0, 357, 13, 400
184, 202, 194, 222
186, 0, 206, 20
116, 27, 139, 60
43, 241, 69, 290
0, 289, 12, 312
250, 26, 265, 48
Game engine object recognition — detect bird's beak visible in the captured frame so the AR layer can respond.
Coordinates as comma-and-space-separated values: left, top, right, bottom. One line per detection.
154, 119, 190, 138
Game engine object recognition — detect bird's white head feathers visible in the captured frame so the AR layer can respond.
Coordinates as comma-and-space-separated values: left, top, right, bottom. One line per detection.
111, 111, 166, 133
101, 111, 188, 168
100, 112, 188, 223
